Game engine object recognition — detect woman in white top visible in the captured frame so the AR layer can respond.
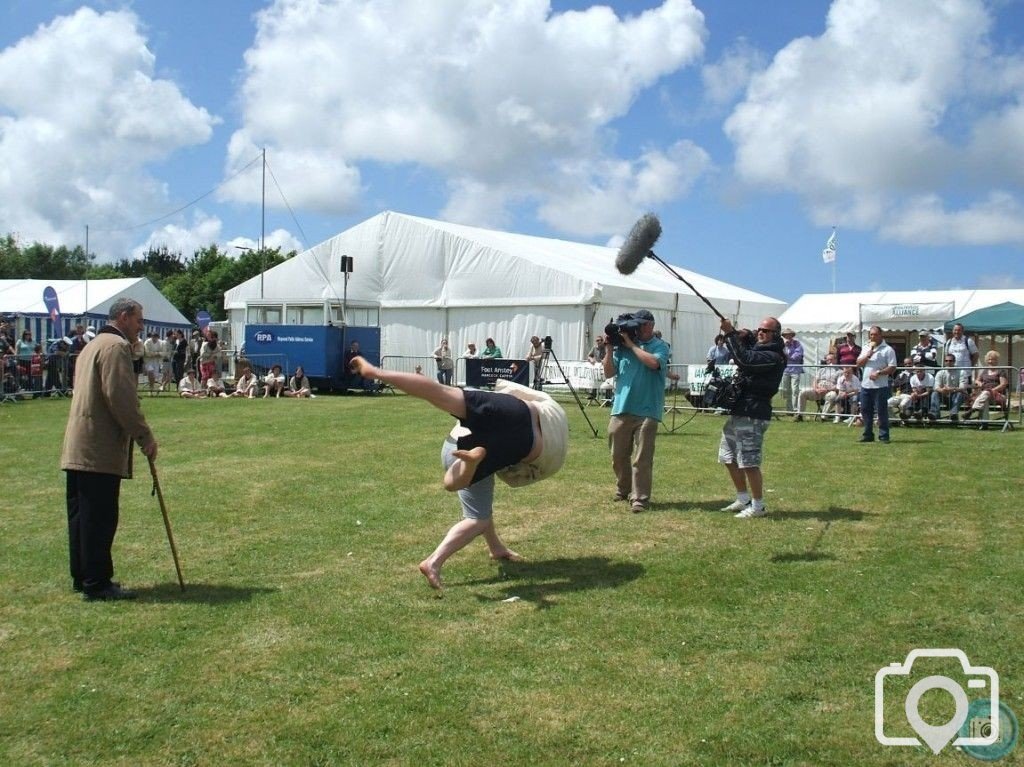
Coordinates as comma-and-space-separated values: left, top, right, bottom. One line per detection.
285, 365, 314, 398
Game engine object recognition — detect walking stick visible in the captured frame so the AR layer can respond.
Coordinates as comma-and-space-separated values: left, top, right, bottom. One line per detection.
148, 457, 186, 591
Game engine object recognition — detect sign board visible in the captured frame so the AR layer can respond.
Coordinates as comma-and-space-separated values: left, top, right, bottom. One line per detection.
465, 358, 530, 388
859, 302, 955, 328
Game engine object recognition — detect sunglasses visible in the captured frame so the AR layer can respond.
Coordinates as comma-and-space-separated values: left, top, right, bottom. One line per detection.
757, 327, 776, 333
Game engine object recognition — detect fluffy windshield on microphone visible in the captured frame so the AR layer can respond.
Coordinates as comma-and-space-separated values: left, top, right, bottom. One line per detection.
615, 213, 662, 275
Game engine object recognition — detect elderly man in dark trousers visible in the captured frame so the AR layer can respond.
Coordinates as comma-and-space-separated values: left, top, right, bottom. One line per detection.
61, 298, 158, 601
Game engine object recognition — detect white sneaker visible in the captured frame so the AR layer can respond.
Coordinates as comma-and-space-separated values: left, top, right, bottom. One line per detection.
720, 499, 750, 512
735, 505, 768, 519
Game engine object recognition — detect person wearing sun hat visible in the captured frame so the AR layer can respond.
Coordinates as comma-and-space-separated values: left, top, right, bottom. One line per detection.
346, 355, 569, 593
780, 327, 804, 416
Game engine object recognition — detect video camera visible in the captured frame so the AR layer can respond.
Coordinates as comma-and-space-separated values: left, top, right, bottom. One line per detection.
604, 313, 644, 347
703, 361, 741, 410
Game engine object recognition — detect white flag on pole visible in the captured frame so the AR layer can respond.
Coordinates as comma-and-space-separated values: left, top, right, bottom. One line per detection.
822, 230, 837, 264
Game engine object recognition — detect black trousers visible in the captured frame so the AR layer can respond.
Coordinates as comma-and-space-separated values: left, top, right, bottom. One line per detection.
66, 470, 122, 590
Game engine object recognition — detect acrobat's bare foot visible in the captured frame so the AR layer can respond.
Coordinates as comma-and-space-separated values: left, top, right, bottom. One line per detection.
418, 560, 443, 592
452, 446, 486, 468
490, 549, 524, 562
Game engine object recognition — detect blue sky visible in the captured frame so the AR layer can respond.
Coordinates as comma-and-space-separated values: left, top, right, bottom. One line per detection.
1, 0, 1022, 304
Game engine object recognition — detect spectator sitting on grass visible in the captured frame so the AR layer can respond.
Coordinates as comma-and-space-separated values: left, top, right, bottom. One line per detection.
178, 369, 204, 398
206, 369, 229, 398
285, 365, 314, 398
232, 365, 259, 398
264, 364, 285, 398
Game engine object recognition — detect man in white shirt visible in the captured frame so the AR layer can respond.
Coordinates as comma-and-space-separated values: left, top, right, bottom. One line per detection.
856, 326, 897, 443
943, 323, 979, 369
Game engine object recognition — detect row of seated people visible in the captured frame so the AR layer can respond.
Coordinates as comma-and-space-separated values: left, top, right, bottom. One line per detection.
795, 351, 1011, 426
178, 364, 315, 399
887, 350, 1010, 425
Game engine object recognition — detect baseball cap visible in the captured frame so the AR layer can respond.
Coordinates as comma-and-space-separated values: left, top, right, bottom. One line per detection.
633, 309, 655, 323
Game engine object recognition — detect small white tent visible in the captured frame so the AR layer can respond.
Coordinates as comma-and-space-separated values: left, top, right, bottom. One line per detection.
0, 278, 190, 340
779, 289, 1024, 363
224, 211, 785, 364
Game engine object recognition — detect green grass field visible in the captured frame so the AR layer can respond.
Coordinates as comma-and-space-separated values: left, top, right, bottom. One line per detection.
1, 393, 1021, 766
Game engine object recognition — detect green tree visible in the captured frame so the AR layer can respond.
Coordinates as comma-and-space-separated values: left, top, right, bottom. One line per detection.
111, 246, 187, 288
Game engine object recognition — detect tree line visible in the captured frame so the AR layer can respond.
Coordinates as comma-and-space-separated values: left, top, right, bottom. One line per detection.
0, 235, 293, 322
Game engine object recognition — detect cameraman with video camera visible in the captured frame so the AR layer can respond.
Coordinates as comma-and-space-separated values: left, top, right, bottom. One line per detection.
602, 309, 670, 513
717, 316, 786, 519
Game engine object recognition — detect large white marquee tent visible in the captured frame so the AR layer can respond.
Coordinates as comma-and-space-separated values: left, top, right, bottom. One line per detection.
779, 289, 1024, 363
223, 211, 785, 364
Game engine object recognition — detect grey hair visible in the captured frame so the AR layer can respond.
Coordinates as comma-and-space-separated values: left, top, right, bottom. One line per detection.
108, 298, 142, 320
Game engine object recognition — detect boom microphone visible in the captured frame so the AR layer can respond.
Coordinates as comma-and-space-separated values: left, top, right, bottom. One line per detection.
616, 212, 727, 322
615, 213, 662, 275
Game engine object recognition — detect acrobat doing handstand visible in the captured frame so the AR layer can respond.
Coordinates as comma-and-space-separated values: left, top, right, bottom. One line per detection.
348, 357, 569, 592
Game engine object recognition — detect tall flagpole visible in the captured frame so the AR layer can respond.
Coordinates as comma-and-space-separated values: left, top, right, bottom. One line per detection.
85, 225, 89, 323
260, 147, 266, 299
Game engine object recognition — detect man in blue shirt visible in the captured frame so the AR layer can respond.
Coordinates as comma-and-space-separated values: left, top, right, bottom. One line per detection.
602, 309, 670, 513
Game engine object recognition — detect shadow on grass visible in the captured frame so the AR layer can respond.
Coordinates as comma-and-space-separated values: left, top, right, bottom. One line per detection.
771, 551, 838, 563
769, 513, 867, 564
462, 556, 645, 609
133, 582, 277, 605
770, 506, 871, 522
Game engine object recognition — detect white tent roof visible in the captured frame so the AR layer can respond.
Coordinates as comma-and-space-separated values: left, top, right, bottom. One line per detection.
224, 211, 784, 313
779, 289, 1024, 334
0, 278, 189, 326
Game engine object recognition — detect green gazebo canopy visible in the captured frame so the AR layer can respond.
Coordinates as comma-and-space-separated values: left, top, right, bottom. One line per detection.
943, 302, 1024, 334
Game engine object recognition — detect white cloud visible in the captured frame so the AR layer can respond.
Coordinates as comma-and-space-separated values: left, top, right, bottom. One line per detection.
723, 0, 1024, 246
535, 140, 712, 236
228, 0, 709, 234
136, 214, 305, 260
0, 8, 216, 255
132, 212, 223, 260
881, 192, 1024, 246
701, 38, 765, 107
976, 273, 1024, 289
